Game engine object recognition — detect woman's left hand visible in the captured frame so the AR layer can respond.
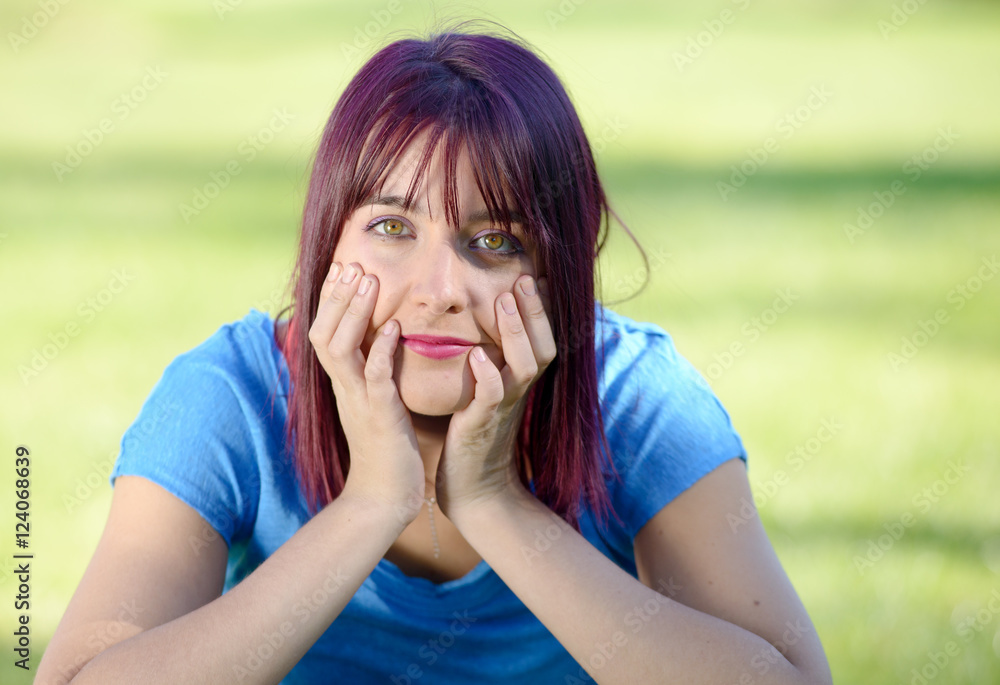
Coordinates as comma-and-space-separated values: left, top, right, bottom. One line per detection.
435, 274, 556, 520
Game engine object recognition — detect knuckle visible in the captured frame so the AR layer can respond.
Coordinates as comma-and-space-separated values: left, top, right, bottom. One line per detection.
527, 303, 549, 321
329, 287, 352, 306
326, 340, 351, 364
518, 365, 538, 386
507, 320, 525, 336
364, 355, 390, 382
346, 298, 366, 318
542, 345, 557, 365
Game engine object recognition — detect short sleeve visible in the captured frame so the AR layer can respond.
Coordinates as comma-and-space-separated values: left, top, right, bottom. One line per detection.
597, 311, 747, 539
109, 320, 271, 547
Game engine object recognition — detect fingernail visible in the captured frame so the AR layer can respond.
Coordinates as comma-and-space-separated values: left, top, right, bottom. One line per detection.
519, 277, 536, 297
474, 347, 486, 362
383, 320, 395, 336
358, 275, 372, 295
327, 263, 342, 282
341, 264, 357, 283
501, 293, 516, 315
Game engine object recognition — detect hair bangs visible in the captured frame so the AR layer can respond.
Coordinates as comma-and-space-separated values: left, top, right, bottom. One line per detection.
347, 110, 541, 250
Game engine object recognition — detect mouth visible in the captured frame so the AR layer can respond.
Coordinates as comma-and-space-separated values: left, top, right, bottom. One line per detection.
400, 334, 474, 360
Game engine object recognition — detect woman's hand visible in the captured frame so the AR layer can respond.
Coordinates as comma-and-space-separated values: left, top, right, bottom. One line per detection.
308, 261, 425, 523
436, 274, 556, 521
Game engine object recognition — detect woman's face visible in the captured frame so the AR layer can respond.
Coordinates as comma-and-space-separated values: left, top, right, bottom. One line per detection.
331, 135, 540, 416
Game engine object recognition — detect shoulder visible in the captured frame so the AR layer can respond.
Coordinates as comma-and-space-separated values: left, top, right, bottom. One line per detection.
593, 304, 746, 536
111, 309, 290, 546
594, 304, 735, 437
151, 309, 289, 408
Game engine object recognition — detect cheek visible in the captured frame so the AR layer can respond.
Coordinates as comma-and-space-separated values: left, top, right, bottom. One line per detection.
359, 268, 404, 353
474, 276, 516, 355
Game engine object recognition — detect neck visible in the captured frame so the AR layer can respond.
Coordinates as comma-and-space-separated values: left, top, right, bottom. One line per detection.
410, 411, 450, 489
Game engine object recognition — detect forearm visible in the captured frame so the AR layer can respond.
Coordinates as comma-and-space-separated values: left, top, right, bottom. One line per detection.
453, 488, 816, 685
71, 492, 406, 685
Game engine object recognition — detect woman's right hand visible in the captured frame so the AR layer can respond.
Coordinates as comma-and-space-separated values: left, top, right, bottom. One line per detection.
308, 260, 425, 524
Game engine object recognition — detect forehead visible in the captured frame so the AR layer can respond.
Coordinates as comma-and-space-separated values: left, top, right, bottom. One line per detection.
371, 133, 483, 218
357, 126, 523, 233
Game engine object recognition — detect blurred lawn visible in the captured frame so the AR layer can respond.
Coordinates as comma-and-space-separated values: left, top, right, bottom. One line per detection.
2, 1, 1000, 683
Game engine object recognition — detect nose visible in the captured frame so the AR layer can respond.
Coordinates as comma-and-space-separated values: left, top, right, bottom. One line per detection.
409, 237, 470, 315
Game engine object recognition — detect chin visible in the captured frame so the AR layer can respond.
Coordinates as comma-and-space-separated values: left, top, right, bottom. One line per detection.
394, 355, 476, 416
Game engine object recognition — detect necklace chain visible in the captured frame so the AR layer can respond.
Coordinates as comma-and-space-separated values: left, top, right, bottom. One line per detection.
423, 496, 440, 559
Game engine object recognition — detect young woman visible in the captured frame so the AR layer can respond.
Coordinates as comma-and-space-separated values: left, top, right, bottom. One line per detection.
37, 27, 832, 685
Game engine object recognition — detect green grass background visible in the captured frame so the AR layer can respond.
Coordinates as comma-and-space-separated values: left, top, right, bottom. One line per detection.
2, 0, 999, 682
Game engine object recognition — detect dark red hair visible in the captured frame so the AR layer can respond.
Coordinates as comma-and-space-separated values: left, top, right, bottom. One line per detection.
279, 25, 622, 528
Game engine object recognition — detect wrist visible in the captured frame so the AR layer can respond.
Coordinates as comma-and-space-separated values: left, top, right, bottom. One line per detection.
336, 484, 422, 532
445, 479, 536, 534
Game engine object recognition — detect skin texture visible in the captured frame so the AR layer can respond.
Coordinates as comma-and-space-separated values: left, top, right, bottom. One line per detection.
35, 136, 832, 685
330, 133, 545, 417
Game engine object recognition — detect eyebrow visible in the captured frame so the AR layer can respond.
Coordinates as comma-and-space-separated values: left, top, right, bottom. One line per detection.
364, 194, 525, 227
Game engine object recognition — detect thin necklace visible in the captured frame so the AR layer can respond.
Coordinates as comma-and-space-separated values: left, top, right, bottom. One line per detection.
424, 495, 440, 559
424, 477, 440, 559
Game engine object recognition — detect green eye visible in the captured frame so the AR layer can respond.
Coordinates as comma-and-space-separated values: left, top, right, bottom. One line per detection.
379, 218, 406, 235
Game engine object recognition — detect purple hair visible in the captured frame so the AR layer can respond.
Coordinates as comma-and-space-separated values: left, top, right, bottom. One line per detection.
280, 26, 621, 528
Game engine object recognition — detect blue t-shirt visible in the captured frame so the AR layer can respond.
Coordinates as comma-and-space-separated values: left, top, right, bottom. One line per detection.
110, 305, 746, 684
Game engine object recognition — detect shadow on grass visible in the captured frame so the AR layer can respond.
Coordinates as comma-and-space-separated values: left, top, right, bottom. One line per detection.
600, 158, 1000, 198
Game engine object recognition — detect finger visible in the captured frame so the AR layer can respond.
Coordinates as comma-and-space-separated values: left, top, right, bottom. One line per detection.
364, 320, 411, 428
308, 262, 366, 393
513, 275, 557, 369
308, 261, 346, 351
495, 292, 539, 396
326, 266, 378, 394
464, 346, 505, 419
318, 261, 344, 303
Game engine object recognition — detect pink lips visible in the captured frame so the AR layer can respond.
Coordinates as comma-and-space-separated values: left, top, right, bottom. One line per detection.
400, 334, 474, 360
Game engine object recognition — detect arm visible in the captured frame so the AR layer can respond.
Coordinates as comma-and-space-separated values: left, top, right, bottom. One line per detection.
451, 458, 832, 685
40, 263, 424, 684
436, 276, 831, 683
36, 475, 408, 685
